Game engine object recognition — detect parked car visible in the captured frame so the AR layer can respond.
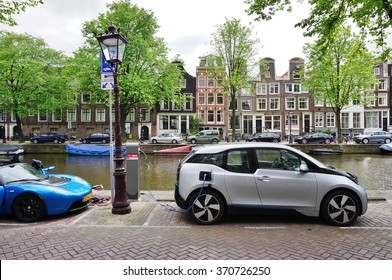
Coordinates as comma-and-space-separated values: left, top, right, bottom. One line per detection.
150, 132, 183, 144
246, 133, 281, 143
353, 131, 392, 144
175, 143, 367, 226
0, 159, 92, 222
79, 132, 111, 144
186, 130, 220, 144
30, 133, 67, 144
294, 133, 334, 144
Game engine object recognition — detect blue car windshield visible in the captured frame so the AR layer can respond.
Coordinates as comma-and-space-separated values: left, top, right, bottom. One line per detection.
0, 163, 47, 184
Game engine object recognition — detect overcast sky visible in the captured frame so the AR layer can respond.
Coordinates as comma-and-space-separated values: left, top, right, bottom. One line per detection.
1, 0, 312, 76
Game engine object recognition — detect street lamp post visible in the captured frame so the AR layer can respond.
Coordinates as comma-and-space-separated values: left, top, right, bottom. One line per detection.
96, 25, 131, 215
139, 109, 143, 143
288, 112, 293, 143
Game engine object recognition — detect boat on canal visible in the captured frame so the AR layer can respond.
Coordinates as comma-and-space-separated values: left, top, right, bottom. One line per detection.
153, 145, 193, 156
0, 145, 24, 155
379, 143, 392, 154
66, 144, 126, 156
309, 148, 343, 155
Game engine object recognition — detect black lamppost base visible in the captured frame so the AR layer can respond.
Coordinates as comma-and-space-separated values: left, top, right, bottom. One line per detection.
112, 205, 132, 214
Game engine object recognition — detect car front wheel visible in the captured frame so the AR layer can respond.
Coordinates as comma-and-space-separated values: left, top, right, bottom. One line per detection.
191, 139, 196, 144
325, 139, 331, 144
321, 191, 360, 226
301, 139, 307, 144
102, 139, 107, 144
189, 190, 225, 225
54, 139, 59, 144
385, 138, 391, 144
152, 139, 157, 144
362, 138, 369, 144
172, 139, 178, 144
12, 194, 46, 222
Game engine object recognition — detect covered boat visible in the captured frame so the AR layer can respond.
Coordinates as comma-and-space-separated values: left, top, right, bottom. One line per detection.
153, 145, 193, 156
0, 145, 24, 155
379, 143, 392, 154
309, 148, 343, 155
66, 144, 126, 156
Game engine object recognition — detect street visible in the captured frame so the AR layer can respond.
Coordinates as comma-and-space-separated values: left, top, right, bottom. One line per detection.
1, 198, 392, 260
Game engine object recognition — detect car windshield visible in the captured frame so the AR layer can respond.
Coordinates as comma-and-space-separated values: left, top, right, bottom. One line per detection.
0, 163, 47, 184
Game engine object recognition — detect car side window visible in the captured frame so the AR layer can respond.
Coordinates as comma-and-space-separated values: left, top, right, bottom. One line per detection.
226, 149, 251, 173
188, 153, 224, 168
255, 148, 302, 171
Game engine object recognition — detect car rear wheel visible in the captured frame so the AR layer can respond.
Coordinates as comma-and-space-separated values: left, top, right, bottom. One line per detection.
301, 139, 307, 144
82, 140, 87, 144
152, 139, 157, 144
33, 139, 38, 144
273, 139, 279, 143
172, 139, 178, 144
54, 139, 59, 144
325, 139, 331, 144
362, 138, 369, 144
191, 139, 197, 144
12, 194, 46, 222
385, 138, 391, 144
189, 190, 225, 225
102, 139, 107, 144
321, 191, 360, 226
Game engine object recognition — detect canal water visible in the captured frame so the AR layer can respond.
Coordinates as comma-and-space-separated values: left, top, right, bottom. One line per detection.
19, 153, 392, 192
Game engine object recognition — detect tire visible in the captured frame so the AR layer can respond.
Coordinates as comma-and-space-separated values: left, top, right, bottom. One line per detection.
325, 139, 331, 144
321, 191, 360, 226
385, 138, 391, 144
82, 139, 87, 144
301, 139, 307, 144
102, 139, 107, 144
191, 139, 196, 144
273, 139, 279, 143
54, 139, 59, 144
189, 190, 226, 225
172, 139, 177, 144
12, 194, 46, 222
33, 139, 38, 144
362, 138, 369, 144
211, 139, 219, 143
152, 139, 157, 144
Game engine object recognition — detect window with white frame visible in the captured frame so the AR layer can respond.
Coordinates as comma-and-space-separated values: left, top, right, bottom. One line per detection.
216, 93, 224, 105
199, 110, 205, 122
184, 93, 193, 110
269, 83, 279, 94
161, 100, 169, 110
207, 110, 214, 123
378, 93, 387, 106
264, 115, 281, 130
241, 88, 251, 95
353, 112, 361, 128
208, 92, 214, 105
299, 97, 309, 110
81, 93, 90, 103
374, 68, 380, 75
314, 96, 324, 107
159, 115, 168, 130
341, 112, 349, 129
265, 71, 271, 78
257, 98, 267, 110
67, 109, 76, 122
326, 112, 335, 127
81, 109, 91, 122
241, 99, 251, 111
293, 84, 301, 93
96, 108, 105, 122
315, 112, 323, 127
38, 110, 47, 122
228, 115, 240, 129
198, 76, 205, 87
0, 109, 5, 121
285, 83, 292, 93
256, 83, 267, 95
170, 115, 178, 129
180, 79, 186, 88
125, 109, 135, 122
367, 94, 376, 106
217, 76, 223, 88
378, 79, 387, 90
286, 114, 298, 127
365, 111, 379, 128
270, 98, 280, 110
207, 76, 214, 87
285, 97, 295, 110
140, 109, 150, 122
198, 92, 205, 104
217, 110, 223, 123
52, 110, 62, 122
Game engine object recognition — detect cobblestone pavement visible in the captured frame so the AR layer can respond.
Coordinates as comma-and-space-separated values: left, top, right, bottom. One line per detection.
1, 191, 392, 260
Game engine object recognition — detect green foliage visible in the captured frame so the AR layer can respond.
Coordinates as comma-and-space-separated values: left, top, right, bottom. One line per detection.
209, 17, 260, 139
189, 116, 203, 135
73, 0, 182, 135
0, 31, 75, 140
303, 26, 376, 142
245, 0, 392, 60
0, 0, 42, 26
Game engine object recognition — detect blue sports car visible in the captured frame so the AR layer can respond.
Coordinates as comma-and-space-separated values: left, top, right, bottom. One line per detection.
0, 160, 92, 222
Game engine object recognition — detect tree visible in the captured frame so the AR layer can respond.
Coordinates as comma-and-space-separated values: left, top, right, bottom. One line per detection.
209, 18, 260, 141
303, 26, 376, 142
0, 0, 43, 26
245, 0, 392, 59
71, 0, 182, 139
0, 31, 75, 141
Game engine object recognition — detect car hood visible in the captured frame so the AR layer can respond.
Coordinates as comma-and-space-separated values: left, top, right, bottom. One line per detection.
323, 165, 358, 184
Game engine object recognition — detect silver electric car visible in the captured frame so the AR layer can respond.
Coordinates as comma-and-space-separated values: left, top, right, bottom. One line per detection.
175, 143, 368, 226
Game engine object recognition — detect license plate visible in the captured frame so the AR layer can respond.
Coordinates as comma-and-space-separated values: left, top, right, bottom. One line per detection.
83, 193, 93, 202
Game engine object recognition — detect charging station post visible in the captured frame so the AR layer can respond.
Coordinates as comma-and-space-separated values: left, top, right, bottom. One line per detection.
125, 143, 140, 199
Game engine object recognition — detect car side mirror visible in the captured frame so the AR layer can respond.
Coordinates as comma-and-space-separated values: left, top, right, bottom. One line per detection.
299, 163, 309, 172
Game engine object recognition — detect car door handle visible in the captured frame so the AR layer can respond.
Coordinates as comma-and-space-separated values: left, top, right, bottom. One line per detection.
257, 176, 271, 182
